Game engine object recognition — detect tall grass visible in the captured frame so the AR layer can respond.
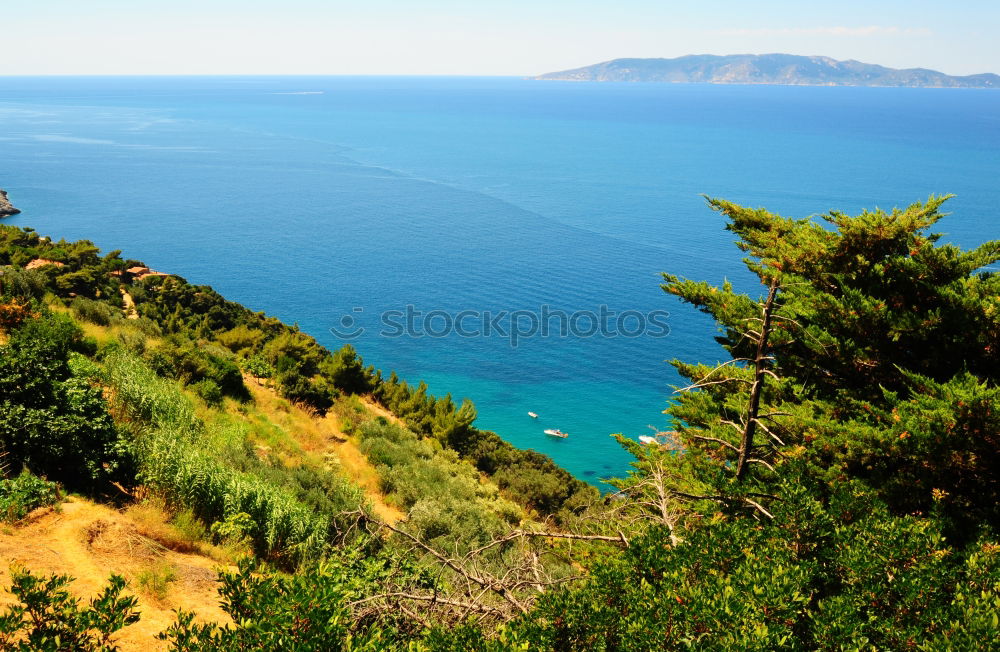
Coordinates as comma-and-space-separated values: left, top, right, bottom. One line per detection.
101, 351, 364, 566
103, 350, 199, 434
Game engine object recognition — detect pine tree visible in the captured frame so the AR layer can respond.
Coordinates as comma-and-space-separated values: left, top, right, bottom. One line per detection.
659, 196, 1000, 530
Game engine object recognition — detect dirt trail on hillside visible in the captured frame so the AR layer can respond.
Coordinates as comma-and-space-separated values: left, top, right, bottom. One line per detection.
0, 498, 229, 651
120, 286, 139, 319
361, 398, 408, 428
240, 375, 405, 524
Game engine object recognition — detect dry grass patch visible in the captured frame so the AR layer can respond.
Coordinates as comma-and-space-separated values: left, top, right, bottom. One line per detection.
123, 499, 202, 555
122, 497, 245, 564
0, 496, 231, 651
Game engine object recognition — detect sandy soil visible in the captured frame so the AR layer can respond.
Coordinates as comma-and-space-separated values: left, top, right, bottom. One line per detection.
0, 497, 230, 650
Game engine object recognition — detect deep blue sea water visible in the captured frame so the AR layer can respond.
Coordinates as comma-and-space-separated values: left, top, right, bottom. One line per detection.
2, 76, 999, 486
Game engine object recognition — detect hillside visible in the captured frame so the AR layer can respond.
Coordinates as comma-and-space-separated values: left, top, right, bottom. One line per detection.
0, 497, 230, 651
535, 53, 1000, 87
1, 196, 999, 649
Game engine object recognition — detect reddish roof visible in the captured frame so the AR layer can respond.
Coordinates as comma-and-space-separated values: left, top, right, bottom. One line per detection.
136, 271, 171, 281
25, 258, 65, 270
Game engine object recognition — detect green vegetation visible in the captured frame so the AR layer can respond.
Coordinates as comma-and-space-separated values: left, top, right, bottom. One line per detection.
0, 568, 139, 651
0, 311, 120, 491
421, 195, 1000, 649
0, 472, 60, 522
101, 349, 365, 565
373, 375, 598, 521
358, 418, 523, 548
157, 557, 396, 650
1, 196, 999, 649
0, 223, 586, 524
136, 561, 178, 602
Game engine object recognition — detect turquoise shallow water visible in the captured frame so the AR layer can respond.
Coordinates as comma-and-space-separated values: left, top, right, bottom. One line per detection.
2, 76, 999, 485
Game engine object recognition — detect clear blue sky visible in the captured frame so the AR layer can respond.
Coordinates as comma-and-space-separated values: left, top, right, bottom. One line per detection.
4, 0, 998, 76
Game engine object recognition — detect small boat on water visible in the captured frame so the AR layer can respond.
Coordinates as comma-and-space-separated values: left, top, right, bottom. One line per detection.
528, 412, 539, 418
544, 428, 569, 438
638, 435, 658, 445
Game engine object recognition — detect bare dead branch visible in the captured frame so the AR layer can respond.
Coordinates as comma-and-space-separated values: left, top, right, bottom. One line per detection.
719, 419, 746, 433
673, 358, 752, 394
742, 497, 774, 519
676, 377, 754, 392
377, 520, 529, 615
688, 434, 740, 453
751, 418, 787, 447
349, 592, 507, 617
747, 458, 776, 472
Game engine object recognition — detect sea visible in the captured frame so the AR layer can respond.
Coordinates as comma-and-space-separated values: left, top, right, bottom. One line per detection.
2, 76, 999, 487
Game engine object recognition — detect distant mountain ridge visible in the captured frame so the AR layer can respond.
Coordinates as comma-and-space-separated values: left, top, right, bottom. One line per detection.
534, 54, 1000, 88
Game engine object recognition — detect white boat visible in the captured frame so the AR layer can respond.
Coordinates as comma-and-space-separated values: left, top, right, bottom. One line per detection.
544, 428, 568, 438
638, 435, 658, 445
528, 412, 539, 418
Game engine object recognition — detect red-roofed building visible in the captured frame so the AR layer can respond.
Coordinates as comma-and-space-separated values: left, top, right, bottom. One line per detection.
24, 259, 66, 271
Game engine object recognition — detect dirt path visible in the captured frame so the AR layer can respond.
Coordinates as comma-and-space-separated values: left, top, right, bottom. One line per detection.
240, 376, 405, 524
361, 397, 407, 428
120, 286, 139, 319
0, 498, 229, 650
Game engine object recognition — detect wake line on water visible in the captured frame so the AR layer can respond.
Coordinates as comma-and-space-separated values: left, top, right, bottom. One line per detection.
193, 118, 704, 261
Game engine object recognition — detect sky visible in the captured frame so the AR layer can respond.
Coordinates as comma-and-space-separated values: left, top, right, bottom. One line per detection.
2, 0, 998, 76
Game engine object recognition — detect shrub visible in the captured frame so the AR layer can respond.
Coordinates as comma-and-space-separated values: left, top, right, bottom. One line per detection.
210, 511, 254, 546
128, 316, 163, 337
0, 298, 37, 332
0, 472, 60, 522
71, 296, 120, 326
0, 267, 47, 300
0, 315, 124, 490
0, 568, 140, 651
144, 338, 249, 401
242, 354, 274, 380
216, 325, 265, 355
117, 329, 147, 355
324, 344, 372, 395
276, 370, 335, 413
358, 420, 522, 548
158, 557, 391, 650
192, 379, 224, 408
136, 561, 178, 601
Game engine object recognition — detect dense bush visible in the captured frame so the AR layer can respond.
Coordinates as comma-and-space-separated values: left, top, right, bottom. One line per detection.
0, 267, 47, 300
0, 313, 123, 489
275, 369, 336, 412
72, 296, 121, 326
430, 475, 1000, 651
0, 472, 60, 522
359, 420, 522, 547
0, 568, 140, 651
191, 378, 224, 407
371, 373, 599, 522
145, 337, 250, 401
159, 556, 411, 650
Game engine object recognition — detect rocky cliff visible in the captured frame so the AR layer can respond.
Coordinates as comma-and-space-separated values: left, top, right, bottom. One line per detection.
0, 189, 21, 217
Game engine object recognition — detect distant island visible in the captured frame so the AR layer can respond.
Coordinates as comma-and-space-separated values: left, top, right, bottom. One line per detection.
534, 54, 1000, 88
